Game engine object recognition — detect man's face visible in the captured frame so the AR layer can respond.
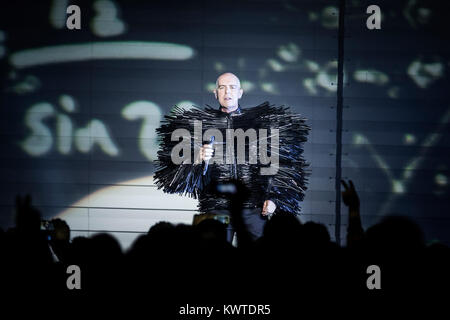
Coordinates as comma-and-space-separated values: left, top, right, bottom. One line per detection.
214, 74, 243, 111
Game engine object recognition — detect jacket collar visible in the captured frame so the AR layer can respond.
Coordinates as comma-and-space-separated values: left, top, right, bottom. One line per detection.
219, 105, 242, 115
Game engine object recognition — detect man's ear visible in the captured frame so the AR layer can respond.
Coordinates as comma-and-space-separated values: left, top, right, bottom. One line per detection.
214, 89, 218, 99
238, 88, 243, 99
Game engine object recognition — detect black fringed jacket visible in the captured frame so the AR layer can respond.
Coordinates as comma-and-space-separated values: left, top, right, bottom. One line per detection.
154, 101, 310, 215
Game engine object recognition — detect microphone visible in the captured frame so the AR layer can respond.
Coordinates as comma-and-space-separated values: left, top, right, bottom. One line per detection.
203, 136, 215, 175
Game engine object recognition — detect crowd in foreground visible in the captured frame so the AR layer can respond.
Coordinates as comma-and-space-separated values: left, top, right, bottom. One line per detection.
0, 180, 448, 314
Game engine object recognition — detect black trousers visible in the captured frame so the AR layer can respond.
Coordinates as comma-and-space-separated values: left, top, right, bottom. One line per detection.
211, 208, 268, 243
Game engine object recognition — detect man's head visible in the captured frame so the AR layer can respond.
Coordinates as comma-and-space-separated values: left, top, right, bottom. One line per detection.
213, 72, 243, 113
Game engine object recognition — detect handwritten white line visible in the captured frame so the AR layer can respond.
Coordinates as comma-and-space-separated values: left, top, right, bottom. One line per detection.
10, 41, 195, 68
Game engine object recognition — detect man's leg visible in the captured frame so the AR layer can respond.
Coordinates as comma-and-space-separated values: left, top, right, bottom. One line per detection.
241, 208, 267, 241
226, 224, 235, 243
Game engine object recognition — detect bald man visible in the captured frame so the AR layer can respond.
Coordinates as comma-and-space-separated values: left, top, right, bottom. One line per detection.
195, 73, 275, 242
155, 72, 310, 242
214, 72, 243, 113
201, 73, 276, 218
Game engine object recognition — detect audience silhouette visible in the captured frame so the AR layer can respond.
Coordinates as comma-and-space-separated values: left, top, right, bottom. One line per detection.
1, 180, 448, 312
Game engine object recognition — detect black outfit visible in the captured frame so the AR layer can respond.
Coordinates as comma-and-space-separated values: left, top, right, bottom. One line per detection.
154, 102, 310, 241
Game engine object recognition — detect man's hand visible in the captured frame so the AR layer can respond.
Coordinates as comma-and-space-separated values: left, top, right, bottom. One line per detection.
341, 179, 360, 209
262, 200, 276, 216
15, 194, 41, 232
199, 144, 214, 162
341, 179, 363, 246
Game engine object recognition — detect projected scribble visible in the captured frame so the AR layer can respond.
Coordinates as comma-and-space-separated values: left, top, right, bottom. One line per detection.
20, 95, 119, 157
10, 42, 195, 69
122, 101, 162, 161
407, 59, 444, 89
91, 0, 127, 37
351, 108, 450, 215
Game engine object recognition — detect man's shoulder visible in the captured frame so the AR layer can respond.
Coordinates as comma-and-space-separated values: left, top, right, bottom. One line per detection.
240, 101, 291, 116
241, 101, 272, 113
168, 105, 222, 118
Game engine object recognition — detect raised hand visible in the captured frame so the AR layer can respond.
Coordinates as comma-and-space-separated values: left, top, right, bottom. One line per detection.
200, 144, 214, 161
341, 179, 360, 209
262, 200, 276, 216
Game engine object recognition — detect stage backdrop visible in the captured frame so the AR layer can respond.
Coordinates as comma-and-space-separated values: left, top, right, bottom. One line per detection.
0, 0, 449, 249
